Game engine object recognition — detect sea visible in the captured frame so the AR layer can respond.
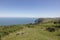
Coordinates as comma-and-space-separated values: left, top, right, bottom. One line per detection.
0, 17, 36, 26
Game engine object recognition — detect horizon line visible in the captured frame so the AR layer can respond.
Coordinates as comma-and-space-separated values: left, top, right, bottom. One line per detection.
0, 17, 60, 18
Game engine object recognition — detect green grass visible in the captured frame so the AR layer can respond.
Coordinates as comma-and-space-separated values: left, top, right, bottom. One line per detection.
1, 24, 60, 40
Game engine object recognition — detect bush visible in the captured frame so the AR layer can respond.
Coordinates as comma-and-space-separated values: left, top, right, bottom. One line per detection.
0, 35, 1, 40
16, 33, 20, 35
27, 25, 34, 28
54, 20, 60, 24
55, 26, 60, 28
3, 32, 9, 35
46, 27, 55, 32
57, 34, 60, 36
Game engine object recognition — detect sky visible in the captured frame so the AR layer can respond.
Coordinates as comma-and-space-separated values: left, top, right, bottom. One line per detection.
0, 0, 60, 18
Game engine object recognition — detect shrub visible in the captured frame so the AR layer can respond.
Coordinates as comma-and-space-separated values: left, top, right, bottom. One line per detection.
3, 32, 9, 35
55, 26, 60, 28
27, 25, 34, 28
54, 20, 60, 24
46, 27, 55, 32
16, 33, 20, 35
54, 22, 57, 24
57, 34, 60, 36
0, 35, 1, 40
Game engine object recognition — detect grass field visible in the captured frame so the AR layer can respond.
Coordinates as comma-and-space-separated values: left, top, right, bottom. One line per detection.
1, 24, 60, 40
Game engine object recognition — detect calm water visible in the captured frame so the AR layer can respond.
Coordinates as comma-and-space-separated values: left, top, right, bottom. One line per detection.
0, 18, 36, 25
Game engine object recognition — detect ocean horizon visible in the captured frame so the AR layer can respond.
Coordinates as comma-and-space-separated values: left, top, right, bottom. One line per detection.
0, 17, 36, 26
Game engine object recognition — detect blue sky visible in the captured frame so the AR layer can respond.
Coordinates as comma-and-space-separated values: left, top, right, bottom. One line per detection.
0, 0, 60, 18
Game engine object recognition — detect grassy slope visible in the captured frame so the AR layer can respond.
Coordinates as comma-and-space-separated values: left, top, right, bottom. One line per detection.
1, 18, 60, 40
2, 24, 60, 40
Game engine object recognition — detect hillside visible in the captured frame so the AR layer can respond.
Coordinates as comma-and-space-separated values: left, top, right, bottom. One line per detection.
0, 18, 60, 40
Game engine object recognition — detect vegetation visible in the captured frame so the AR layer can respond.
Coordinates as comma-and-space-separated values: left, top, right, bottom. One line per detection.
0, 25, 24, 40
0, 18, 60, 40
